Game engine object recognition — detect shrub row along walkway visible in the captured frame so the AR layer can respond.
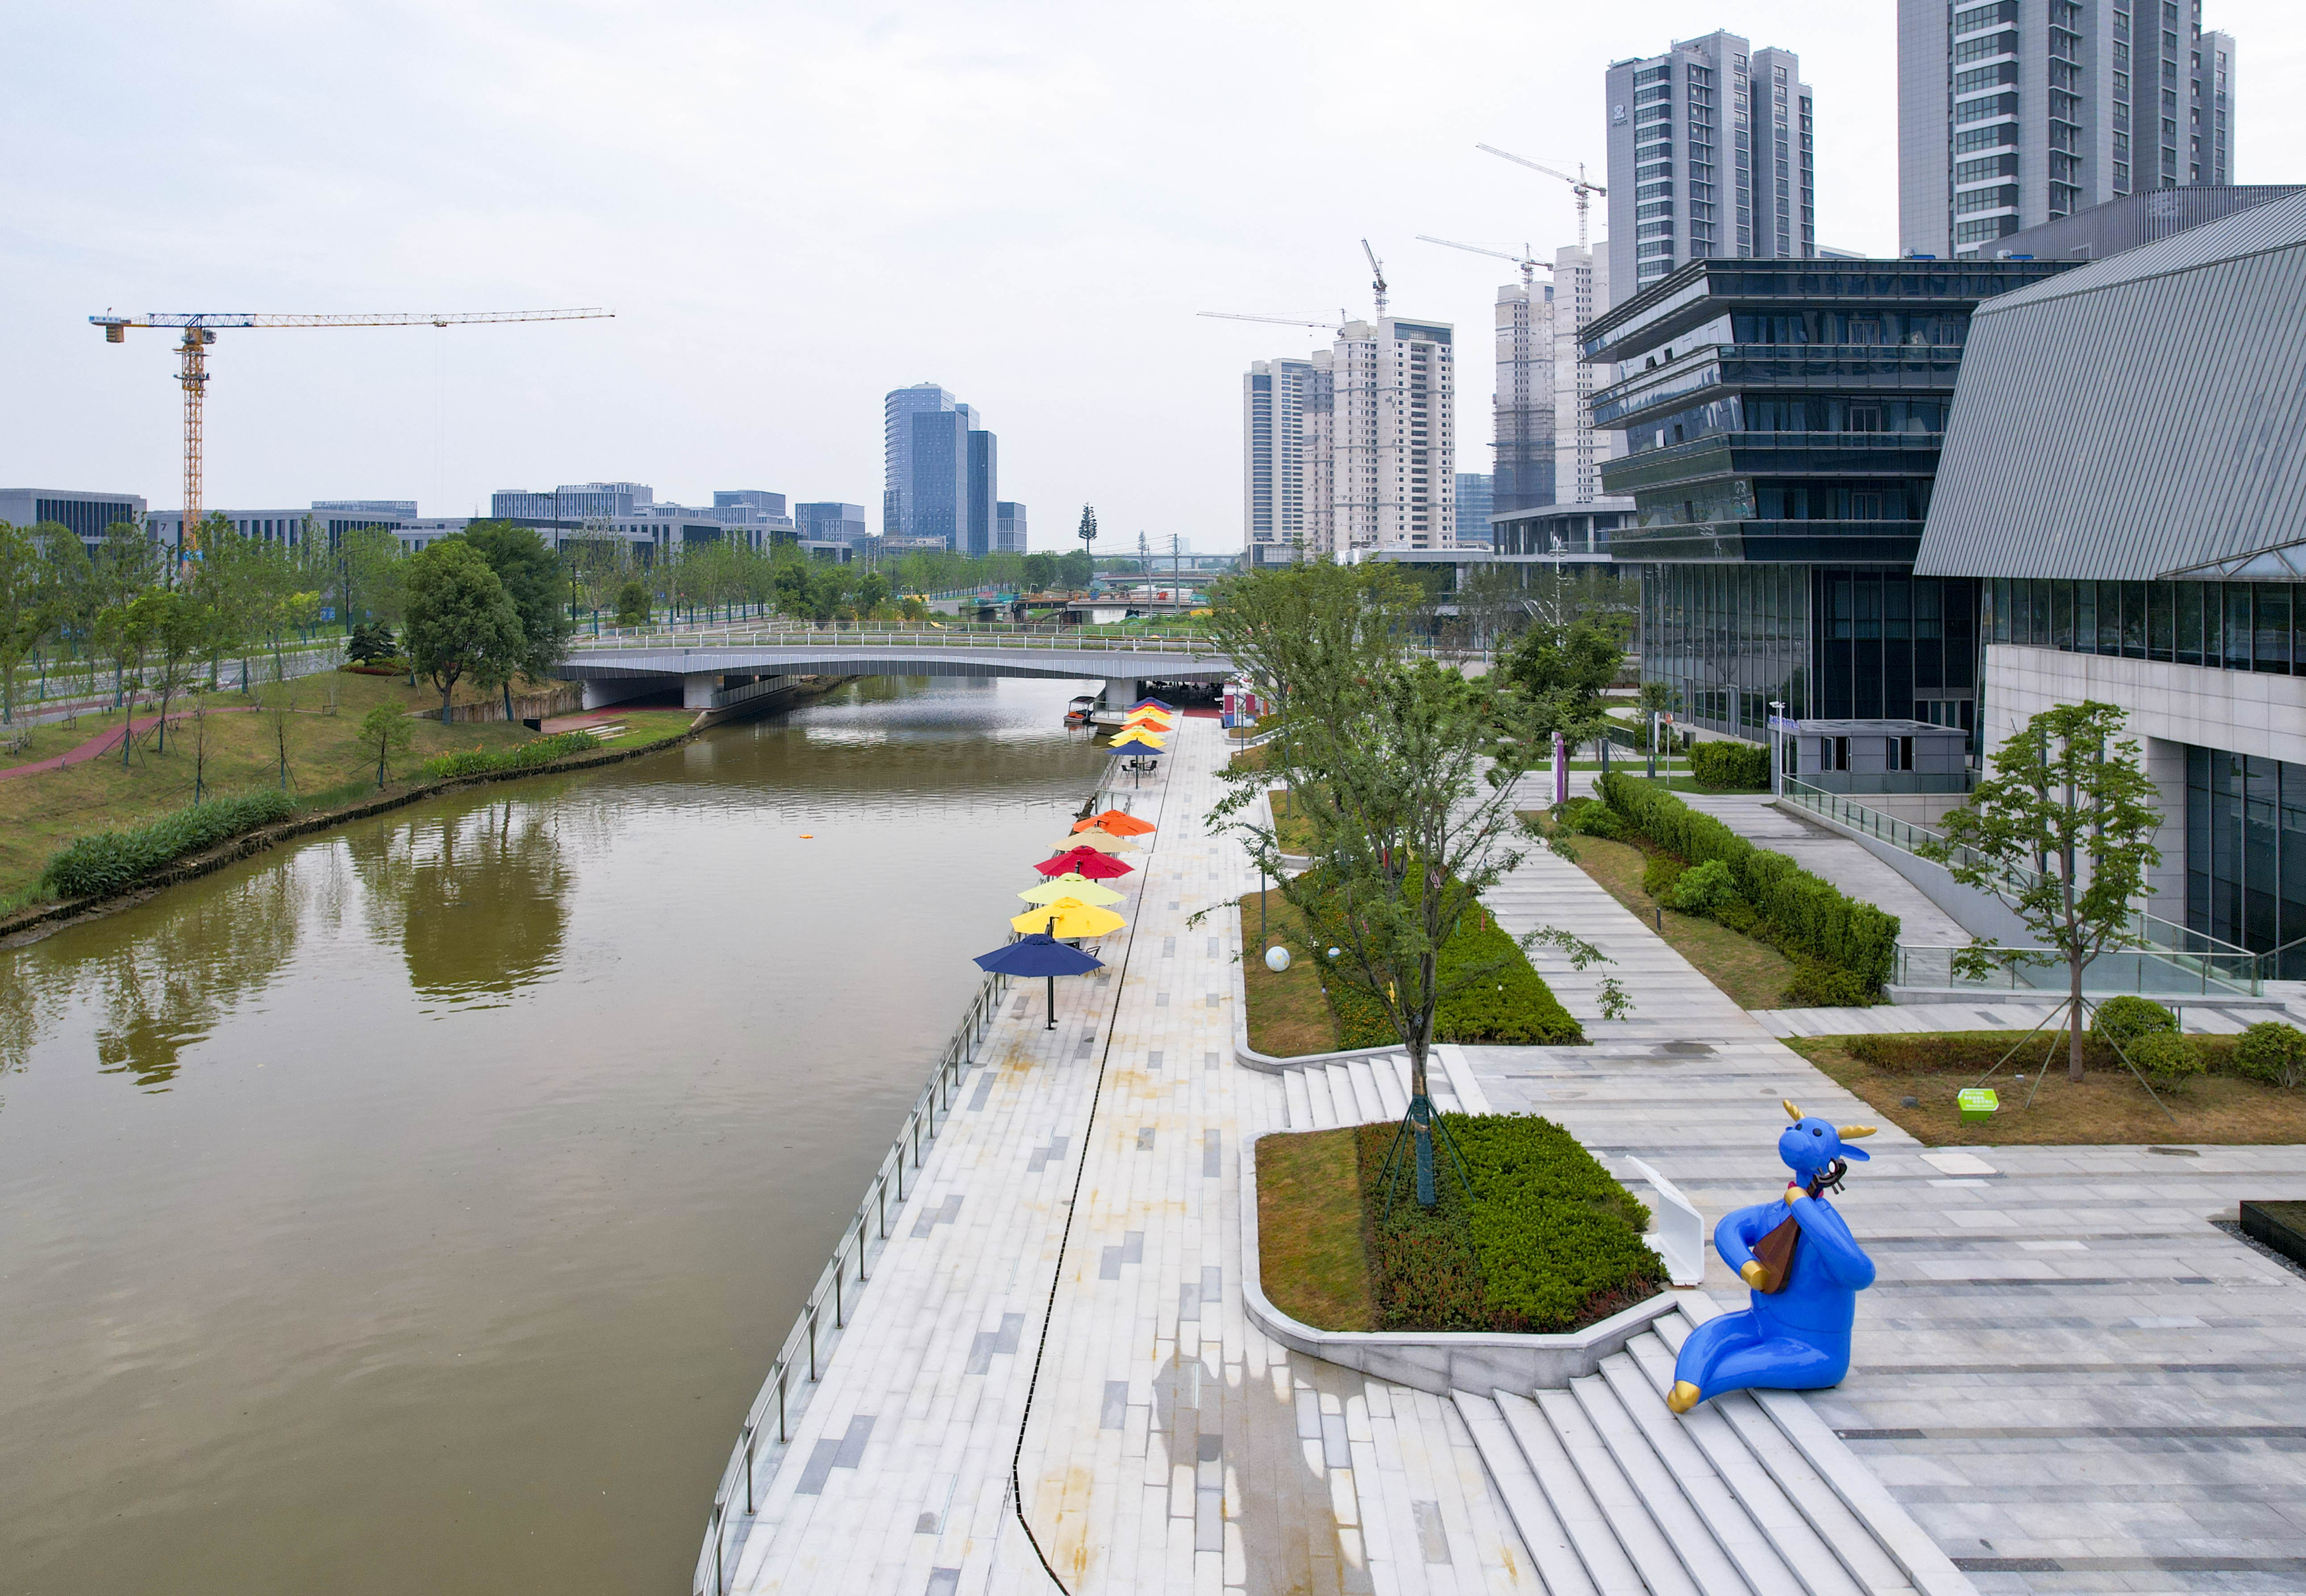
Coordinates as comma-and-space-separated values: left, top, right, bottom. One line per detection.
727, 716, 1534, 1596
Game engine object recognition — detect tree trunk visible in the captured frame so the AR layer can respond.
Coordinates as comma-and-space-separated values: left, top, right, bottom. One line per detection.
2068, 956, 2087, 1080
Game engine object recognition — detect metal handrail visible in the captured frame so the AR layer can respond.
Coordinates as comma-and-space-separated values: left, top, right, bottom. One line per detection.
568, 623, 1225, 658
1782, 779, 2255, 968
1892, 942, 2260, 998
689, 965, 1011, 1595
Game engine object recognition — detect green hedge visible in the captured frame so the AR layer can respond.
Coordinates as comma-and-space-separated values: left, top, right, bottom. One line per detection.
1316, 898, 1584, 1047
416, 730, 601, 782
1356, 1114, 1663, 1333
40, 791, 299, 899
1598, 772, 1898, 994
1688, 740, 1771, 790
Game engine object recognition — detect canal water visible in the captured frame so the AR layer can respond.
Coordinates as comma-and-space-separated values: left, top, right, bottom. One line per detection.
0, 677, 1111, 1595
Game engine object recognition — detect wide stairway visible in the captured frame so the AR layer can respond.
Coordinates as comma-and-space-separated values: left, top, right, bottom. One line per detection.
1454, 1301, 1973, 1596
1266, 1049, 1478, 1129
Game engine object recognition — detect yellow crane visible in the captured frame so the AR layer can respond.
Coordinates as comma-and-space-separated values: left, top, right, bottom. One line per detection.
89, 307, 614, 554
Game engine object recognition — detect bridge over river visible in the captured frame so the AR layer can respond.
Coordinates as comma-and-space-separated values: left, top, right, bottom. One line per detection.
556, 624, 1235, 715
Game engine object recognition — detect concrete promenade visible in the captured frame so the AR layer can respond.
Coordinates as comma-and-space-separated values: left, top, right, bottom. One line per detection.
723, 733, 2306, 1595
727, 715, 1534, 1595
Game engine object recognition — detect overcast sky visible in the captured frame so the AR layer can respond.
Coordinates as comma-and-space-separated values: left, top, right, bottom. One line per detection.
4, 1, 2293, 551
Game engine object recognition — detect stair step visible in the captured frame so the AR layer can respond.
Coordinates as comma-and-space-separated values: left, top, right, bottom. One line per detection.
1300, 1065, 1337, 1129
1623, 1336, 1889, 1596
1282, 1069, 1311, 1130
1569, 1372, 1757, 1596
1495, 1391, 1650, 1596
1596, 1351, 1805, 1596
1750, 1388, 1970, 1596
1537, 1387, 1702, 1596
1324, 1061, 1364, 1123
1452, 1391, 1598, 1596
1372, 1056, 1410, 1120
1344, 1056, 1383, 1122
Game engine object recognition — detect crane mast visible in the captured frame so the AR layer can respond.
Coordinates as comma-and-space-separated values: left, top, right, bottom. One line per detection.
1475, 145, 1607, 249
90, 307, 612, 556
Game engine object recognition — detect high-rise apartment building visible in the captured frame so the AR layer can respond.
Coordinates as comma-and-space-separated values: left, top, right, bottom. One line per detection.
1492, 284, 1556, 514
1240, 317, 1456, 560
883, 383, 998, 551
1552, 245, 1615, 504
1898, 0, 2239, 259
1606, 31, 1815, 302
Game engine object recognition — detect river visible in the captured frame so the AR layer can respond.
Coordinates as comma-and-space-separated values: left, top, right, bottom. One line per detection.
0, 676, 1111, 1595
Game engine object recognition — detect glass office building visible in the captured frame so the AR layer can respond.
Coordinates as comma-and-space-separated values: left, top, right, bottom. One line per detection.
1583, 256, 2069, 742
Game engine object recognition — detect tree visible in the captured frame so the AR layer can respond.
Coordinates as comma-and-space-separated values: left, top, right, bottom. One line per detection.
1498, 615, 1626, 752
95, 598, 155, 767
403, 540, 525, 725
1923, 700, 2165, 1081
336, 522, 407, 635
1208, 565, 1624, 1208
459, 522, 575, 719
359, 702, 415, 789
614, 579, 650, 628
347, 619, 398, 664
1022, 551, 1057, 593
138, 589, 208, 753
1074, 503, 1097, 581
0, 521, 54, 725
90, 520, 160, 704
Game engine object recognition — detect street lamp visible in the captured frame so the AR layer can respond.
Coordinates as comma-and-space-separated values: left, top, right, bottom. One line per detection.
1768, 698, 1788, 796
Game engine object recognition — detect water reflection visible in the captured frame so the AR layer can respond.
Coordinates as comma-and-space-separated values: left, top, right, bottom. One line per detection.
346, 800, 570, 1004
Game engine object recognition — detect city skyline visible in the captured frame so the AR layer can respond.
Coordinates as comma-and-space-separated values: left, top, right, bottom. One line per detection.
8, 1, 2302, 551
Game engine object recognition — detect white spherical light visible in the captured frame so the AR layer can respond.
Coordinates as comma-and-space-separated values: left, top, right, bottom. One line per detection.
1264, 945, 1292, 973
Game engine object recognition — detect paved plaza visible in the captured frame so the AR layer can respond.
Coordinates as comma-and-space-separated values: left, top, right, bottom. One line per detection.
721, 724, 2306, 1596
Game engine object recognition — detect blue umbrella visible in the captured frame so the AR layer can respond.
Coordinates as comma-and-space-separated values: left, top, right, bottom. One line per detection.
975, 930, 1105, 1030
1129, 697, 1175, 711
1107, 741, 1164, 756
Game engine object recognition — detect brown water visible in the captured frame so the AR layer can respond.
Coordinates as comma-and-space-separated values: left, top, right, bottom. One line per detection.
0, 676, 1109, 1596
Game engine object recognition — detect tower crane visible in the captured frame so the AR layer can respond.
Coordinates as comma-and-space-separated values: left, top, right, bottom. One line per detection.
1475, 146, 1607, 248
1361, 239, 1388, 319
1417, 236, 1553, 289
89, 307, 613, 556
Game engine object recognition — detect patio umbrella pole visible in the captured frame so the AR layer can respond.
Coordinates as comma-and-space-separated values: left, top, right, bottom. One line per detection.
1046, 973, 1055, 1029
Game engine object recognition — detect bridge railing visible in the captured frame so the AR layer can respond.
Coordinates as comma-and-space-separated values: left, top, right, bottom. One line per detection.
691, 967, 1013, 1596
568, 622, 1228, 658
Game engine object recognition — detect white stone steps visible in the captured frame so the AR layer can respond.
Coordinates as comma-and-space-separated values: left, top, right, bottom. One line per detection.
1344, 1055, 1384, 1121
1455, 1308, 1967, 1596
1324, 1061, 1365, 1122
1282, 1068, 1311, 1130
1301, 1065, 1337, 1128
1569, 1372, 1757, 1596
1372, 1054, 1410, 1119
1453, 1391, 1600, 1596
1493, 1391, 1652, 1596
1623, 1337, 1888, 1596
1537, 1386, 1704, 1596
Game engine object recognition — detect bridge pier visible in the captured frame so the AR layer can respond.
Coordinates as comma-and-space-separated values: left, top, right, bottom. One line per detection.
582, 678, 662, 711
1099, 677, 1139, 712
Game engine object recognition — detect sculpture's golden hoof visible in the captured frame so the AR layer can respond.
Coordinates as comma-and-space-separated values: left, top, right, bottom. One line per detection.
1667, 1381, 1702, 1415
1739, 1259, 1772, 1290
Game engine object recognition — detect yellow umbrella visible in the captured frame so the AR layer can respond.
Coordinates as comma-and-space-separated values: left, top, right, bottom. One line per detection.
1019, 874, 1125, 907
1055, 828, 1140, 853
1109, 728, 1168, 749
1011, 898, 1127, 938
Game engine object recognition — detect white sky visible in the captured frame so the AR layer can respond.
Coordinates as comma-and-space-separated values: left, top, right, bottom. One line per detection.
4, 0, 2294, 551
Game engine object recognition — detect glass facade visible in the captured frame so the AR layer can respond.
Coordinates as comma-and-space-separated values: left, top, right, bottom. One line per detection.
2186, 746, 2306, 974
1982, 576, 2306, 674
1642, 565, 1978, 738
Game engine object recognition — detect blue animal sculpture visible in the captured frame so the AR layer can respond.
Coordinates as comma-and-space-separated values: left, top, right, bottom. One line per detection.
1667, 1099, 1878, 1414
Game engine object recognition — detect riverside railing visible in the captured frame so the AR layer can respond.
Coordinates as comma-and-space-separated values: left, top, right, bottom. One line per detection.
690, 967, 1012, 1596
569, 622, 1226, 657
1784, 779, 2256, 978
1892, 943, 2260, 998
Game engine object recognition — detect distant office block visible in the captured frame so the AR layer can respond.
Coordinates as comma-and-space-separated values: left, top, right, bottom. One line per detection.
967, 430, 998, 557
1897, 0, 2239, 259
492, 483, 652, 520
1455, 474, 1495, 546
714, 489, 787, 517
0, 488, 148, 549
1608, 30, 1814, 302
885, 383, 992, 550
797, 502, 869, 543
996, 501, 1027, 554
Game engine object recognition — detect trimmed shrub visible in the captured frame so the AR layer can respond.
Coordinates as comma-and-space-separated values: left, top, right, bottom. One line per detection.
1322, 903, 1584, 1048
2233, 1021, 2306, 1089
2130, 1029, 2206, 1089
1557, 796, 1624, 840
40, 791, 299, 899
1641, 852, 1684, 902
1689, 740, 1771, 791
1597, 772, 1898, 993
2091, 995, 2178, 1046
1670, 857, 1740, 914
1356, 1113, 1663, 1333
1782, 957, 1878, 1008
416, 730, 601, 782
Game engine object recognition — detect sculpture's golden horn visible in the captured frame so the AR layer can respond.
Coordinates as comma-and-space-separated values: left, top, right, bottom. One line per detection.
1782, 1099, 1803, 1122
1838, 1124, 1878, 1139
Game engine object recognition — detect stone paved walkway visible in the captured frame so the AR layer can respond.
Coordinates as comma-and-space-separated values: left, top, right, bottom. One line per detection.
728, 716, 1536, 1596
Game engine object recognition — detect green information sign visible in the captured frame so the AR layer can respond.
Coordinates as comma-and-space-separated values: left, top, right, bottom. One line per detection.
1958, 1087, 1999, 1121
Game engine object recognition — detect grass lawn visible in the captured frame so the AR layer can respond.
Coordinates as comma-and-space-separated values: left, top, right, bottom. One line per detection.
1254, 1127, 1374, 1331
1787, 1032, 2306, 1145
1238, 888, 1343, 1057
1526, 812, 1797, 1010
0, 670, 564, 903
1266, 788, 1316, 853
586, 710, 700, 749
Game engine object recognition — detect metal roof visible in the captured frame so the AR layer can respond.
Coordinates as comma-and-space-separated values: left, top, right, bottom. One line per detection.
1916, 192, 2306, 581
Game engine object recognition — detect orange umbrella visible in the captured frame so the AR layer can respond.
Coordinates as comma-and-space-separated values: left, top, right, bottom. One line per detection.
1074, 809, 1156, 836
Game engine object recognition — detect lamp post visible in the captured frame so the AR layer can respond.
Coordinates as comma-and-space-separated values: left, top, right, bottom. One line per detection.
1769, 698, 1787, 796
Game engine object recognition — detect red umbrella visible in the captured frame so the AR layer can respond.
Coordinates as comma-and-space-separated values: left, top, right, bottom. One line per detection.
1034, 846, 1135, 879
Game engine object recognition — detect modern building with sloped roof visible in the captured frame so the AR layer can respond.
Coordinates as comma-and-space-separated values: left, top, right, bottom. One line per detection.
1915, 189, 2306, 968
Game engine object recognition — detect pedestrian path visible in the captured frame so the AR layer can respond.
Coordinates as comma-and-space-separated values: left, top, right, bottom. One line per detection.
725, 716, 1536, 1596
1755, 997, 2291, 1039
